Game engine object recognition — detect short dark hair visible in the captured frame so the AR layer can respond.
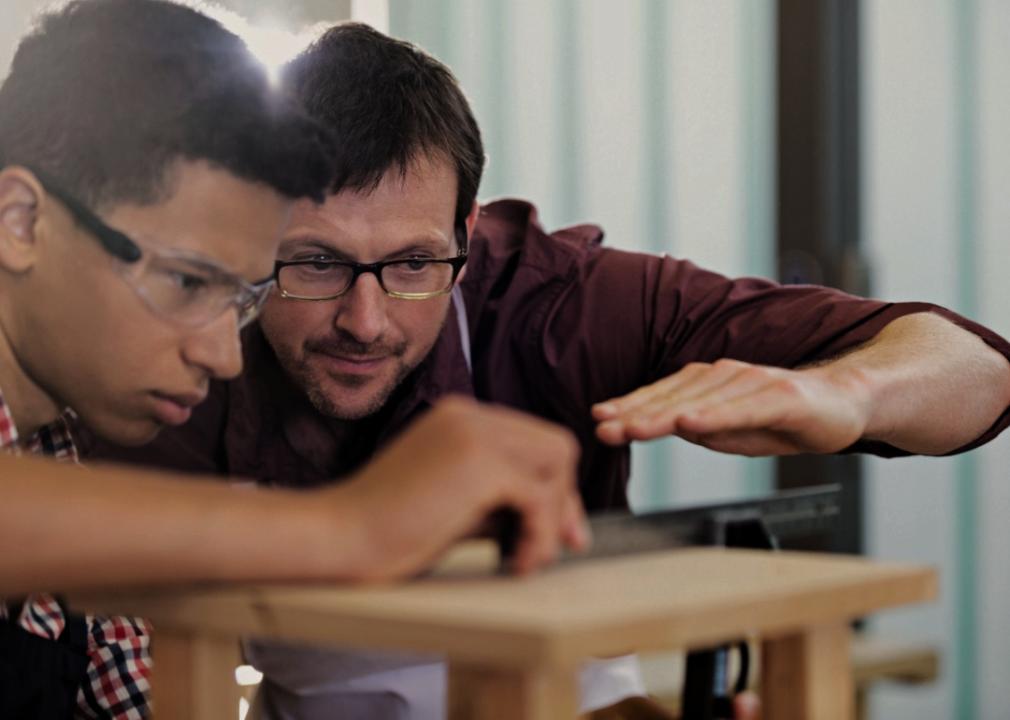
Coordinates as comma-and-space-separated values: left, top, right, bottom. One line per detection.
0, 0, 335, 210
282, 23, 485, 229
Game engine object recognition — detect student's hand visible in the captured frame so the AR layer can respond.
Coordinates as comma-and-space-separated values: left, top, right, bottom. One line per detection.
592, 359, 871, 456
329, 396, 590, 581
732, 691, 761, 719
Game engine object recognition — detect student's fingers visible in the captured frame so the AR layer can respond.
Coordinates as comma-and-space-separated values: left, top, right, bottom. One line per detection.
504, 481, 564, 575
351, 398, 582, 579
733, 691, 761, 720
447, 398, 581, 481
561, 488, 591, 553
435, 401, 580, 573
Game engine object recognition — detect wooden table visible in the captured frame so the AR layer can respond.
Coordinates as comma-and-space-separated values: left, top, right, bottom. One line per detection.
71, 547, 936, 720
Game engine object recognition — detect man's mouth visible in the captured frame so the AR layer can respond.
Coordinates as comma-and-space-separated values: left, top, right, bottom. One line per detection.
312, 351, 391, 375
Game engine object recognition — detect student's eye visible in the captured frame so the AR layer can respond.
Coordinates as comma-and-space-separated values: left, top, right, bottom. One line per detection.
169, 271, 211, 293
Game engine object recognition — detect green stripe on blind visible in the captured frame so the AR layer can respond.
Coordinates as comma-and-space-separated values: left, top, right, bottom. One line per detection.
639, 0, 674, 509
953, 0, 980, 717
740, 1, 775, 498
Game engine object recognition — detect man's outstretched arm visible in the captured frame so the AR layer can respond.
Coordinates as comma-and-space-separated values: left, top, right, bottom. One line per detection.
0, 398, 589, 595
593, 312, 1010, 456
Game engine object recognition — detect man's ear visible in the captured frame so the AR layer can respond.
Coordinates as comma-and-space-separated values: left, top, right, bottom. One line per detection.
456, 200, 480, 286
464, 200, 479, 242
0, 167, 44, 274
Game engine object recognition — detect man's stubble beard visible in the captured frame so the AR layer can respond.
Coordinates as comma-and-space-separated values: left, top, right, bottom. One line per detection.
302, 356, 414, 420
271, 311, 451, 421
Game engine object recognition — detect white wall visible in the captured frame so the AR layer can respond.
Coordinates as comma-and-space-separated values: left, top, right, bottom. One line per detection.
1, 0, 42, 75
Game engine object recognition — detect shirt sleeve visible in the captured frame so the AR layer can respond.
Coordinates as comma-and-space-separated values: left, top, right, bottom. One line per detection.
539, 247, 1010, 457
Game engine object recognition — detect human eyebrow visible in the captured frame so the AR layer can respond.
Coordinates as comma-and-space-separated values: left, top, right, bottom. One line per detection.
279, 239, 353, 262
382, 238, 452, 260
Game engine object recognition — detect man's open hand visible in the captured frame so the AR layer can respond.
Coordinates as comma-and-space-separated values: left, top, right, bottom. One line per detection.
592, 359, 872, 456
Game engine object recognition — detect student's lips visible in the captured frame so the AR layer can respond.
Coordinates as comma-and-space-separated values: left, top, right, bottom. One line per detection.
149, 391, 205, 425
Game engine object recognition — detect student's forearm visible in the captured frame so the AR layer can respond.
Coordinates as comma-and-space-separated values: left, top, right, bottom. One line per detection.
0, 454, 356, 594
814, 312, 1010, 454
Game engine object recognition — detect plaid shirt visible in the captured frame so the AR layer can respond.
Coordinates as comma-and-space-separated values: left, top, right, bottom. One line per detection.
0, 389, 152, 719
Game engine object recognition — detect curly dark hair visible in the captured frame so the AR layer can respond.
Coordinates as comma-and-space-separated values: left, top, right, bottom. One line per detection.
0, 0, 336, 210
282, 23, 485, 228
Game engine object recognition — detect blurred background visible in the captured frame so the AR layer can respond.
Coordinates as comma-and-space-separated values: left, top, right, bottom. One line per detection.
3, 1, 1008, 718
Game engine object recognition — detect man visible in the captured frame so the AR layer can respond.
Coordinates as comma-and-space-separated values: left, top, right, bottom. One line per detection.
92, 22, 1010, 720
0, 5, 587, 718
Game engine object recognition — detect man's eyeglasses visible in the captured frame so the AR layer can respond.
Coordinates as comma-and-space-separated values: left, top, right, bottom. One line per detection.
274, 226, 468, 301
31, 168, 275, 329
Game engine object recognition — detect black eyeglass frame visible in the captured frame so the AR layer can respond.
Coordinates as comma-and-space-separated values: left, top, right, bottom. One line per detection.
26, 167, 276, 327
274, 224, 469, 302
30, 167, 143, 263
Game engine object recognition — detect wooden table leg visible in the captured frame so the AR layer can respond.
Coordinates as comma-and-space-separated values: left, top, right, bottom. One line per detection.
449, 662, 579, 720
150, 629, 242, 720
762, 622, 854, 720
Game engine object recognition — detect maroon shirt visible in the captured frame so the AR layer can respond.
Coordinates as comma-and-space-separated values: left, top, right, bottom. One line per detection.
83, 199, 1010, 511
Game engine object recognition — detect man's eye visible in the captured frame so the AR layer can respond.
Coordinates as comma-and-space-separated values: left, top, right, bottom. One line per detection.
401, 258, 432, 271
306, 261, 335, 272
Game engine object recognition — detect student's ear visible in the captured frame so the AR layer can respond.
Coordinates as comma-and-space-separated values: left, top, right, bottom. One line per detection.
456, 200, 480, 286
0, 167, 44, 274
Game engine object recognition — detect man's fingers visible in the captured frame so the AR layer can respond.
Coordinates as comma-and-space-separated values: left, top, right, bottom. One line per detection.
678, 428, 802, 456
620, 369, 782, 440
596, 364, 780, 444
673, 383, 805, 436
672, 379, 862, 454
591, 362, 718, 419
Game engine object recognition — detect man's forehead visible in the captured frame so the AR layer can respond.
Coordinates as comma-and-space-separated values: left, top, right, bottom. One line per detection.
288, 191, 455, 256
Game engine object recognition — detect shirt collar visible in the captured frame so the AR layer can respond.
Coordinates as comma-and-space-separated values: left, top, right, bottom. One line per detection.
0, 387, 20, 450
0, 383, 79, 462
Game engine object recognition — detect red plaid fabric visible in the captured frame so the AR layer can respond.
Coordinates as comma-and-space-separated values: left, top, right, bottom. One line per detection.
1, 389, 152, 719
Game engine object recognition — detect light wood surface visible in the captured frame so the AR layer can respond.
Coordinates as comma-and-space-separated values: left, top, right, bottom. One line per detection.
72, 547, 936, 666
70, 547, 936, 720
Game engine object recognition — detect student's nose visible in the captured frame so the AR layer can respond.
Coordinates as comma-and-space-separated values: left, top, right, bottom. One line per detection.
181, 308, 244, 380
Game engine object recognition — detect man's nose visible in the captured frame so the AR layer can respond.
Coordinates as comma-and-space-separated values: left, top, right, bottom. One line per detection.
333, 271, 389, 345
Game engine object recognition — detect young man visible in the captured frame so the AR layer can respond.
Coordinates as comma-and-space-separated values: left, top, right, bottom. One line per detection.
93, 23, 1010, 720
0, 5, 587, 718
